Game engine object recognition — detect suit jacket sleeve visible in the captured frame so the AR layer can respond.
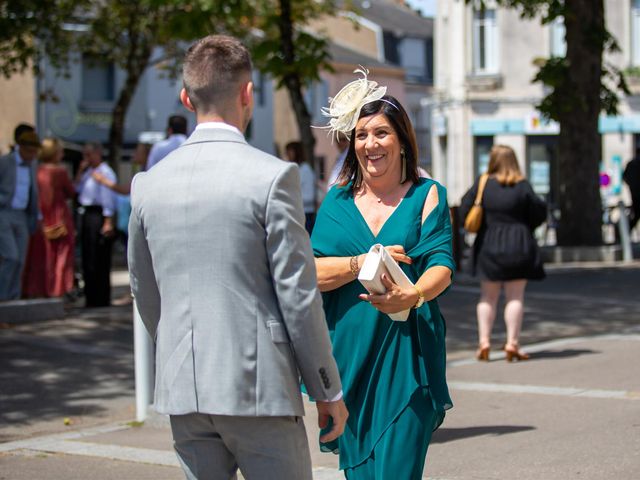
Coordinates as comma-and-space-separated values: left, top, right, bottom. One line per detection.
265, 163, 342, 401
128, 175, 161, 340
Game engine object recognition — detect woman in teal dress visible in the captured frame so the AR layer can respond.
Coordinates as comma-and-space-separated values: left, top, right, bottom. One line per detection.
312, 79, 455, 479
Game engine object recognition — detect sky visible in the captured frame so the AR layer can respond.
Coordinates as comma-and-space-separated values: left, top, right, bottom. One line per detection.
405, 0, 436, 17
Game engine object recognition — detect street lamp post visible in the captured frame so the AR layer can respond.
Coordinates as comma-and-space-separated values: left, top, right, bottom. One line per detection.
133, 302, 154, 422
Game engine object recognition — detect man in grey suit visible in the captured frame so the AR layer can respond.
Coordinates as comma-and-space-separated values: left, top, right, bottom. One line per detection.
128, 35, 347, 480
0, 129, 41, 301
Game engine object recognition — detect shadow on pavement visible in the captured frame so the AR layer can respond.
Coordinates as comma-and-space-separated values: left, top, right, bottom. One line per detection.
431, 425, 536, 444
529, 348, 599, 360
0, 305, 135, 441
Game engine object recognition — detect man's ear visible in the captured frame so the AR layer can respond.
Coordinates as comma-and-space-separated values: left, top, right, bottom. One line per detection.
240, 81, 254, 107
180, 88, 195, 112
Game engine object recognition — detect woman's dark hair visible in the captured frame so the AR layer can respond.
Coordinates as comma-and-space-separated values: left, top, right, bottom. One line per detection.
337, 95, 419, 187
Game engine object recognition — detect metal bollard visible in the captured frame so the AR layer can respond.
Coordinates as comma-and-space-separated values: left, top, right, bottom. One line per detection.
133, 301, 155, 422
617, 201, 633, 263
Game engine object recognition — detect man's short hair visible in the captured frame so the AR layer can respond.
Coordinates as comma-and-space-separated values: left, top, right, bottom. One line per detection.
168, 115, 188, 135
17, 131, 41, 148
84, 141, 103, 154
14, 123, 35, 143
182, 35, 252, 114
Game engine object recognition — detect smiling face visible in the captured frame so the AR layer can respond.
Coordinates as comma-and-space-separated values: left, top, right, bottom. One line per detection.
354, 113, 402, 183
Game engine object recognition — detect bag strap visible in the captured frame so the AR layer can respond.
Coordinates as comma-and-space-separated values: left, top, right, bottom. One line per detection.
473, 174, 489, 206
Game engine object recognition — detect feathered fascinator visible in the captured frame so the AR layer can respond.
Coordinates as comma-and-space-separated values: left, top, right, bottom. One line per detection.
318, 67, 387, 140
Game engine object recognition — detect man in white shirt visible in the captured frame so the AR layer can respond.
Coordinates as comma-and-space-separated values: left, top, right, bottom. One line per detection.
75, 142, 117, 307
145, 115, 188, 170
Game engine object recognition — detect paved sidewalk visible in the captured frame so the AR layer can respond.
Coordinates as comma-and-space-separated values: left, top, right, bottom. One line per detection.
2, 332, 638, 480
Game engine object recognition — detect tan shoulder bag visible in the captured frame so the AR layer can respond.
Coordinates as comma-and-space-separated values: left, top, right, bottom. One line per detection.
464, 174, 489, 233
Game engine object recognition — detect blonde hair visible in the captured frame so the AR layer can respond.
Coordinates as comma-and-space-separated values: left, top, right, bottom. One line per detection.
487, 145, 524, 185
40, 138, 62, 163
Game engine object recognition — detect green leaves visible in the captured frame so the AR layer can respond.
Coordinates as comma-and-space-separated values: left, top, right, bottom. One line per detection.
250, 0, 340, 88
0, 0, 79, 77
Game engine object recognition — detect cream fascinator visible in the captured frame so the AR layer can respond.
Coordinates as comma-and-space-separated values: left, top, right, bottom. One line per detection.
319, 67, 387, 140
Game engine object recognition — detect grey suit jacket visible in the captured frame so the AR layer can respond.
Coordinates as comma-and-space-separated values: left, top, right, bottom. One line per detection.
0, 151, 39, 232
128, 127, 342, 417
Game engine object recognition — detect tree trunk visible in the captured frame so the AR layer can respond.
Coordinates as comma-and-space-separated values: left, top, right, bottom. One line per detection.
106, 27, 152, 168
556, 0, 604, 246
277, 0, 317, 176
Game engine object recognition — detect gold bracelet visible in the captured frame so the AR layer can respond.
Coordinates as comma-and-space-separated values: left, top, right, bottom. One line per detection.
349, 255, 360, 278
412, 285, 425, 309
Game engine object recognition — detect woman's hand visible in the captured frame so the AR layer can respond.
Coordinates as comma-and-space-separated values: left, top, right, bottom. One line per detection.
359, 273, 418, 314
384, 245, 412, 265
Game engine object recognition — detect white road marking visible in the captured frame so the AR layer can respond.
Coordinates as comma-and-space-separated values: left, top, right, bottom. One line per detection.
448, 381, 639, 400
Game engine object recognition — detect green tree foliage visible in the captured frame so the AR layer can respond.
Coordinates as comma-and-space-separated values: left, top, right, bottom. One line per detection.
0, 0, 78, 76
470, 0, 628, 246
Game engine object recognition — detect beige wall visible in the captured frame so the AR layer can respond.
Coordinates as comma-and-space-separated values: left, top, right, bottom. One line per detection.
309, 15, 380, 60
0, 71, 36, 155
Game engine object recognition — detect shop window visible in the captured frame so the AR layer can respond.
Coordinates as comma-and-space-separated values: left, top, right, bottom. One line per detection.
527, 136, 559, 204
474, 136, 493, 176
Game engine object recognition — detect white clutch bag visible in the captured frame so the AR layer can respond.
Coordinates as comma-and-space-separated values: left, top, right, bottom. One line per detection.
357, 243, 414, 321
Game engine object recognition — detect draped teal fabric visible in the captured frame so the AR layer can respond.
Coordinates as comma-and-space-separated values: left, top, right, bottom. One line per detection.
311, 178, 454, 472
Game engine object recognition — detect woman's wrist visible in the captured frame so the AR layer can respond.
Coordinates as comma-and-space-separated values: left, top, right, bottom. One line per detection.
411, 285, 425, 309
349, 255, 360, 277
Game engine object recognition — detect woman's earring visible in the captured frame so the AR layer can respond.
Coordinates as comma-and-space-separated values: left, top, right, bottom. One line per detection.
355, 167, 362, 188
400, 148, 407, 183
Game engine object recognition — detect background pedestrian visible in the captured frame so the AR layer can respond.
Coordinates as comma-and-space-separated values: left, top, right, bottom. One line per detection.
0, 128, 41, 301
22, 137, 76, 298
75, 142, 117, 307
460, 144, 547, 362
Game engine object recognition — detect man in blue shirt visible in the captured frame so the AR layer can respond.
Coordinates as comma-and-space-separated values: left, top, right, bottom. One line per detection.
0, 128, 41, 301
145, 115, 188, 171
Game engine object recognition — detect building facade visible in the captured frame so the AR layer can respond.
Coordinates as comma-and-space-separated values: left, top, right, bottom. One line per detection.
432, 0, 639, 211
34, 47, 274, 181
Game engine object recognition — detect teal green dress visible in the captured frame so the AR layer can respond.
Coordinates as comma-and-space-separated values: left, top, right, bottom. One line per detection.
311, 178, 454, 479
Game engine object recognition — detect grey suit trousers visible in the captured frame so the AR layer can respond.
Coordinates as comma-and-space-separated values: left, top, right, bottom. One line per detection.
0, 209, 29, 300
170, 413, 312, 480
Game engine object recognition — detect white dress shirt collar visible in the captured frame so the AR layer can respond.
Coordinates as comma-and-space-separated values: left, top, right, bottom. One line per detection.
195, 122, 243, 137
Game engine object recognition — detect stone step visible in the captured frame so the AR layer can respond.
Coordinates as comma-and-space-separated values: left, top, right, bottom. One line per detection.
0, 298, 65, 323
